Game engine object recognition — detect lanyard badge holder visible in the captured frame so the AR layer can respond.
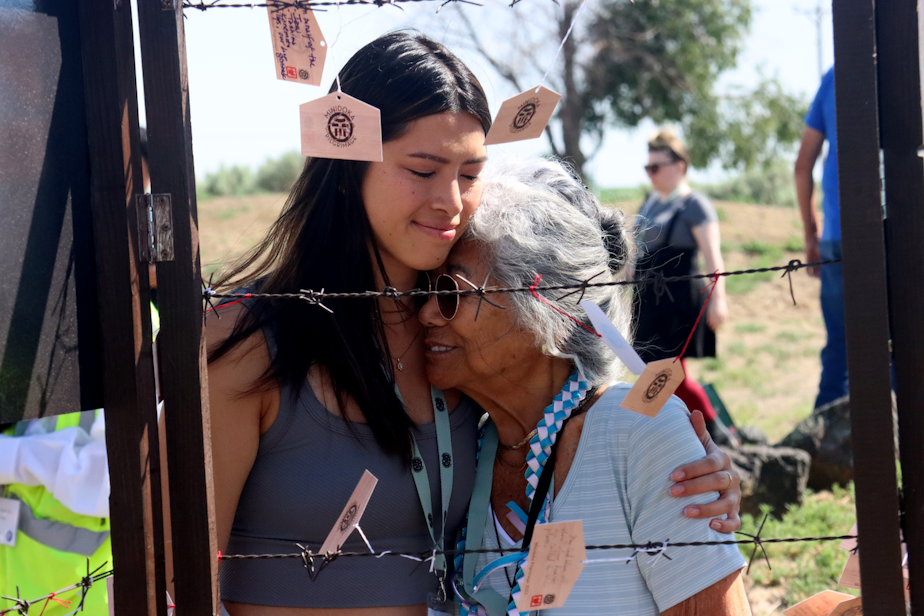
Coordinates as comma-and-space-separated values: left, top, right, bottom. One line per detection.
396, 385, 455, 616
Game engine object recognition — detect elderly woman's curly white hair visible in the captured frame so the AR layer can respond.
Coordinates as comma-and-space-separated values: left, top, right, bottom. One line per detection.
461, 157, 635, 387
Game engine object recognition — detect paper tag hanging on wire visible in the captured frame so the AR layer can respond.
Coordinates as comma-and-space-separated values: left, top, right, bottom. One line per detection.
828, 596, 862, 616
516, 521, 586, 612
484, 85, 562, 145
620, 357, 686, 418
267, 4, 327, 85
839, 552, 862, 590
783, 590, 857, 616
319, 470, 378, 554
300, 92, 383, 162
581, 301, 646, 375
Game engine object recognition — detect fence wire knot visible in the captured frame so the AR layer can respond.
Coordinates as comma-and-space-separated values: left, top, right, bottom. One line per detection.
299, 288, 334, 314
650, 272, 674, 305
780, 259, 802, 305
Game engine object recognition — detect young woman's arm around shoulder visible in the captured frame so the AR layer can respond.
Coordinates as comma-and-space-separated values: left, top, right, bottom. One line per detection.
662, 570, 751, 615
206, 305, 281, 556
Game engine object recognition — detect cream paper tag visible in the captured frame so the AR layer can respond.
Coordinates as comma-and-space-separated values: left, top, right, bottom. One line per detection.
319, 470, 378, 554
828, 596, 862, 616
840, 541, 911, 600
0, 496, 20, 547
516, 521, 586, 612
267, 5, 327, 86
580, 300, 646, 375
484, 85, 562, 146
300, 92, 383, 162
839, 553, 862, 589
783, 590, 856, 616
620, 357, 685, 417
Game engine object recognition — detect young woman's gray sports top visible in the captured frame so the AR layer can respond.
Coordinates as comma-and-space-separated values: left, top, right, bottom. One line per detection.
218, 364, 482, 608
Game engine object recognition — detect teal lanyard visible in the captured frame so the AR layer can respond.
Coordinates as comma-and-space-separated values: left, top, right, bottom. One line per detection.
396, 385, 454, 575
460, 421, 511, 615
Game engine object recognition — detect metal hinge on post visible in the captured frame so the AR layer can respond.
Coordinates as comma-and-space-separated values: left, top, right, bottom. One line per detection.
136, 193, 174, 263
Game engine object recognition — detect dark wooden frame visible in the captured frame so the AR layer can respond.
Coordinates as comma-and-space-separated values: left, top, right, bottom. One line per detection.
135, 0, 220, 612
832, 0, 922, 614
76, 0, 167, 613
877, 1, 924, 612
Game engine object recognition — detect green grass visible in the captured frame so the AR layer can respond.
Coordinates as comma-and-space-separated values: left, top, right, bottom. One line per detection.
783, 236, 804, 253
726, 254, 778, 295
597, 186, 646, 204
740, 239, 785, 260
735, 322, 768, 334
776, 329, 813, 343
741, 484, 858, 608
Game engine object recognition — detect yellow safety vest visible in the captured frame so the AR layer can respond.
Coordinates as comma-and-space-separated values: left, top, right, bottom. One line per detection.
0, 410, 111, 616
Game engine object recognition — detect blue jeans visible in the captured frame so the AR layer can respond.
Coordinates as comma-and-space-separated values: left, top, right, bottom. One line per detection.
816, 240, 849, 408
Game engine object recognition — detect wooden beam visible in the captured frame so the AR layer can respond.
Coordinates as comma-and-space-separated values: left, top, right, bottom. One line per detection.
831, 0, 906, 613
76, 0, 166, 613
876, 1, 924, 612
134, 0, 219, 613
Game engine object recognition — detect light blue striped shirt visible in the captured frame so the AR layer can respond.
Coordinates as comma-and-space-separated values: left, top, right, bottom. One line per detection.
473, 383, 746, 615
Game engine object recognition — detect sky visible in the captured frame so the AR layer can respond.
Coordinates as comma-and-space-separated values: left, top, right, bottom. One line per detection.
145, 0, 834, 188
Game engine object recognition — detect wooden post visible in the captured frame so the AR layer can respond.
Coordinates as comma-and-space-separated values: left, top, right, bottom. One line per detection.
76, 0, 166, 613
831, 0, 907, 613
135, 0, 219, 613
877, 1, 924, 612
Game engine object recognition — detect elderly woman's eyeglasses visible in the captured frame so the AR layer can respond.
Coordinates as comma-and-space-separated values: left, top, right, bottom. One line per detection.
425, 272, 505, 321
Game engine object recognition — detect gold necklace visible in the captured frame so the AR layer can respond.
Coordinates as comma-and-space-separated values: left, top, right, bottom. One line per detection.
392, 324, 423, 371
498, 428, 539, 450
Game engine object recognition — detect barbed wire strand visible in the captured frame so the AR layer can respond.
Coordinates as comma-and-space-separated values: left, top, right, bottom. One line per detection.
0, 563, 113, 616
183, 0, 484, 11
218, 532, 858, 563
202, 259, 839, 312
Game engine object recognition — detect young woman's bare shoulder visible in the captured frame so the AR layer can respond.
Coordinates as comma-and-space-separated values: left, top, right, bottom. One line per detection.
206, 304, 273, 401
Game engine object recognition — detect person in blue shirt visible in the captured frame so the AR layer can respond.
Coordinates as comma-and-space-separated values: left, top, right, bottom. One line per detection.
794, 66, 845, 408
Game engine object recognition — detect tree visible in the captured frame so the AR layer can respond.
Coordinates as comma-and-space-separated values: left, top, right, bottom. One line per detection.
450, 0, 804, 180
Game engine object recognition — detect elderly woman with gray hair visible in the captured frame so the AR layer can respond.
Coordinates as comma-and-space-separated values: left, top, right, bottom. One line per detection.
421, 158, 750, 615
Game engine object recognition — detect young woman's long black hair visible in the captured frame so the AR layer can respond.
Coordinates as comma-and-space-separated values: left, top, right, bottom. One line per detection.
209, 32, 492, 463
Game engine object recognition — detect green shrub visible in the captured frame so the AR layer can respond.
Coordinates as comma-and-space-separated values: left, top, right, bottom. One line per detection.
697, 159, 797, 207
202, 164, 257, 197
257, 151, 305, 194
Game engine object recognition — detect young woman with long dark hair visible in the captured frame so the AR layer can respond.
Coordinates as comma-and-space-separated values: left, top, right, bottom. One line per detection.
206, 32, 742, 616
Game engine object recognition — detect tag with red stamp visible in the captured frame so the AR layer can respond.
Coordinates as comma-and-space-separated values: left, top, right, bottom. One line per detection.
267, 5, 327, 86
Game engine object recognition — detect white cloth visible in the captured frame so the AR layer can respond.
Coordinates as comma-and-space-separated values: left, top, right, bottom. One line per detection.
0, 412, 109, 517
475, 384, 745, 615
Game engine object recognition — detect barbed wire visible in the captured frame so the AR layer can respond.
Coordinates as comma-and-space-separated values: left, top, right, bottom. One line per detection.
182, 0, 490, 11
202, 258, 838, 313
220, 526, 858, 577
0, 562, 112, 616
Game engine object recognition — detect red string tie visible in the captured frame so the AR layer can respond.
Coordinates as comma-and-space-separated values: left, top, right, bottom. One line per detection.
206, 294, 252, 314
673, 271, 719, 364
529, 274, 601, 338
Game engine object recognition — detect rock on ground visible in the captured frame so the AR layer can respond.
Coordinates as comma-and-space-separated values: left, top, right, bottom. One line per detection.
724, 445, 811, 518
